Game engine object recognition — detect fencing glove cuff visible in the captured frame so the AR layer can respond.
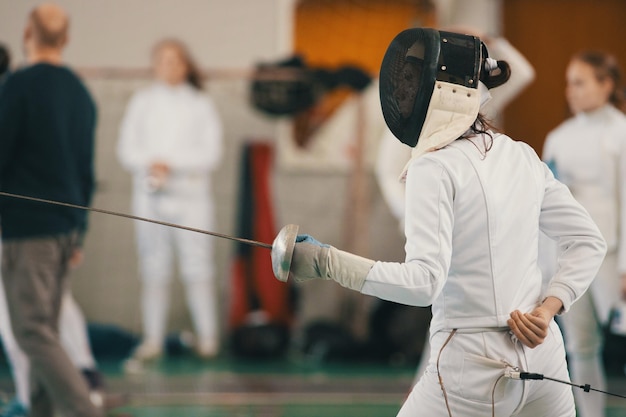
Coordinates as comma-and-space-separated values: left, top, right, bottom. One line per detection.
287, 234, 375, 291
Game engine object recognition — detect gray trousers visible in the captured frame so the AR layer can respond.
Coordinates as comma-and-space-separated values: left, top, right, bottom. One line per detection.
1, 234, 101, 417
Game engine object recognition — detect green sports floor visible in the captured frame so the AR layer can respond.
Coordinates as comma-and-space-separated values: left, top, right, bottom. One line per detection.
1, 354, 626, 416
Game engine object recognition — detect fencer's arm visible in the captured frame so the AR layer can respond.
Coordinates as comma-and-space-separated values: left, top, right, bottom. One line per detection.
284, 157, 454, 298
117, 93, 152, 173
539, 164, 607, 313
166, 96, 224, 173
375, 129, 411, 225
285, 235, 375, 291
362, 156, 453, 306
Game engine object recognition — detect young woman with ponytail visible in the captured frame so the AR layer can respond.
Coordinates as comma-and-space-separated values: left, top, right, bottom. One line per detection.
542, 50, 626, 417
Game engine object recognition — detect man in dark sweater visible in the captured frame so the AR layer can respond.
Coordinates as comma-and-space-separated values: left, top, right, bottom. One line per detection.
0, 4, 102, 417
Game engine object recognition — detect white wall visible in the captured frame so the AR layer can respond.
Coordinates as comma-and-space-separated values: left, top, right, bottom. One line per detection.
433, 0, 502, 35
0, 0, 293, 68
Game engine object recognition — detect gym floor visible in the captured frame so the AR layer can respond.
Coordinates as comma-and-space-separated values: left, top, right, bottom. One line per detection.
1, 354, 625, 417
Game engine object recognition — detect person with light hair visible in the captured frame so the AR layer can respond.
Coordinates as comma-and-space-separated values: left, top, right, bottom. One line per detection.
0, 3, 103, 417
118, 38, 223, 364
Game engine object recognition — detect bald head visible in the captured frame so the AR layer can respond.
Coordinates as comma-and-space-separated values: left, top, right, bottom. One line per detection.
27, 3, 69, 50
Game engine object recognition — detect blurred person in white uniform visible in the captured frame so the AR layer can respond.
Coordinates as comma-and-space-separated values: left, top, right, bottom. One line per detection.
542, 50, 626, 417
375, 31, 535, 385
117, 39, 223, 361
273, 29, 606, 416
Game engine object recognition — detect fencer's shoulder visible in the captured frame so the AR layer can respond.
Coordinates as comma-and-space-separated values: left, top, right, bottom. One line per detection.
497, 133, 537, 152
411, 141, 474, 179
403, 149, 454, 181
510, 137, 543, 165
451, 133, 540, 163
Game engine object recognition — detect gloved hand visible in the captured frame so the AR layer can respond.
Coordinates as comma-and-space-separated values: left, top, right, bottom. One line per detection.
286, 234, 375, 291
288, 235, 332, 282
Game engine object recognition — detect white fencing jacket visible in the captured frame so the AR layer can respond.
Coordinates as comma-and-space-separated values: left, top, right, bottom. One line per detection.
117, 82, 223, 197
543, 104, 626, 272
362, 134, 606, 334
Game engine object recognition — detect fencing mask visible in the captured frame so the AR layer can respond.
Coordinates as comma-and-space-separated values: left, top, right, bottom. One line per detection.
380, 28, 495, 157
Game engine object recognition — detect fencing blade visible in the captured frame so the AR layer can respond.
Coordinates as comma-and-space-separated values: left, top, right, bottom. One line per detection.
0, 191, 274, 249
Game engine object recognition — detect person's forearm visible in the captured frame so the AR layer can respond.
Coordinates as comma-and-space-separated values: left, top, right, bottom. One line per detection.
541, 296, 564, 317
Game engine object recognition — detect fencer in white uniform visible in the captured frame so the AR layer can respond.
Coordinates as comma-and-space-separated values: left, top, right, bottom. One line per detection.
117, 39, 223, 361
273, 29, 606, 416
374, 34, 535, 385
542, 50, 626, 417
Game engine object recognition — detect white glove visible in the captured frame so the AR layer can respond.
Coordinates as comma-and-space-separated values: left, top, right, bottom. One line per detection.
286, 235, 375, 291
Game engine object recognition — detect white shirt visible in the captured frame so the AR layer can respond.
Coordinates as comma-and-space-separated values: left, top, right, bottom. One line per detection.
362, 134, 606, 334
543, 105, 626, 270
117, 82, 223, 195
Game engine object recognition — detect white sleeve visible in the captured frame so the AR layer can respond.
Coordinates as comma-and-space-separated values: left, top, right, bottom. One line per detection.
537, 134, 560, 294
539, 163, 607, 312
362, 156, 453, 306
167, 96, 223, 173
374, 129, 411, 225
117, 93, 151, 173
482, 37, 536, 120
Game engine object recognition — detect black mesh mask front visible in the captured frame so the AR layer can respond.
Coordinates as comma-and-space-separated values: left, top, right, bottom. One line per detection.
379, 28, 482, 147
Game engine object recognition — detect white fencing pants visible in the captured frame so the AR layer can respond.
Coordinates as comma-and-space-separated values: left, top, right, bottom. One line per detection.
397, 322, 575, 417
0, 282, 97, 408
60, 294, 97, 371
133, 191, 218, 345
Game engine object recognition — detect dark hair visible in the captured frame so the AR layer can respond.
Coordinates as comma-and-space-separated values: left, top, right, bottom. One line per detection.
29, 7, 68, 48
153, 38, 205, 90
571, 50, 624, 112
457, 58, 511, 156
0, 43, 10, 76
459, 114, 495, 158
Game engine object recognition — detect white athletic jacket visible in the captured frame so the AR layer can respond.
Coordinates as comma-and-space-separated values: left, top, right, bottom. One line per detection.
117, 82, 223, 197
362, 134, 606, 334
543, 104, 626, 272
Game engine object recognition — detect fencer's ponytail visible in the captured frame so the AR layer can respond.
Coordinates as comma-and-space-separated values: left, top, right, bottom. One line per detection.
480, 59, 511, 89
